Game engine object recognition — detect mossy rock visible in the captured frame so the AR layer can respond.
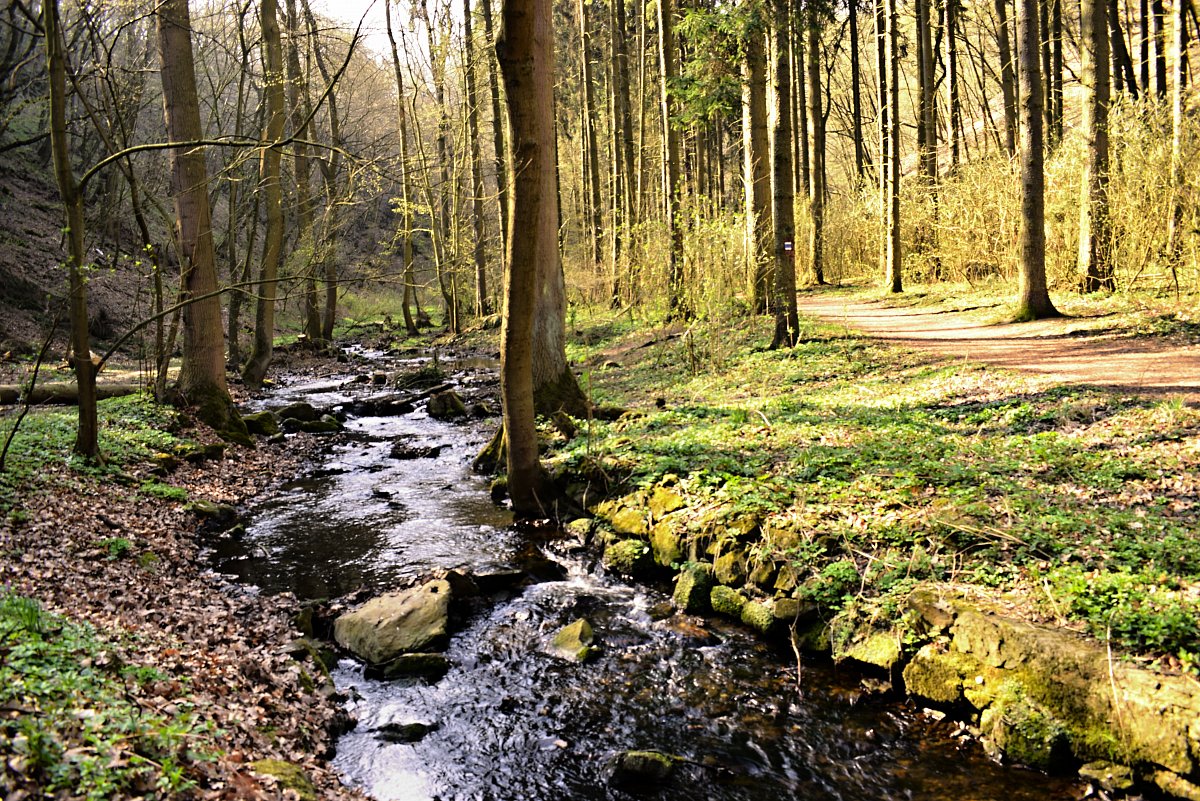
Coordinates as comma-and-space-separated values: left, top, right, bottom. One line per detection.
902, 644, 973, 705
610, 506, 648, 537
550, 618, 595, 662
369, 653, 452, 680
740, 600, 775, 634
242, 410, 280, 437
184, 500, 238, 528
981, 694, 1070, 771
603, 539, 653, 579
427, 390, 468, 420
648, 486, 684, 520
610, 750, 678, 788
563, 517, 594, 542
375, 720, 439, 744
710, 585, 747, 618
277, 401, 318, 422
648, 518, 683, 567
299, 415, 342, 434
672, 563, 714, 614
713, 550, 746, 586
836, 629, 903, 670
249, 760, 316, 801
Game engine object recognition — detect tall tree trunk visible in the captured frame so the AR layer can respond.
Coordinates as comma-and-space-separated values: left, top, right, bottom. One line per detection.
917, 0, 939, 262
793, 13, 811, 197
285, 0, 319, 342
1039, 0, 1054, 145
807, 18, 826, 285
849, 0, 866, 180
43, 0, 97, 459
422, 0, 456, 330
885, 0, 902, 291
1015, 0, 1059, 318
659, 0, 687, 319
770, 0, 799, 347
1080, 0, 1114, 291
244, 0, 287, 389
496, 0, 554, 516
386, 0, 419, 335
1152, 0, 1168, 96
1140, 0, 1152, 91
996, 0, 1018, 156
464, 0, 490, 315
1165, 0, 1187, 275
480, 0, 509, 259
1051, 0, 1063, 141
158, 0, 243, 433
1110, 0, 1140, 96
579, 0, 603, 271
744, 7, 772, 313
611, 0, 637, 304
946, 0, 963, 166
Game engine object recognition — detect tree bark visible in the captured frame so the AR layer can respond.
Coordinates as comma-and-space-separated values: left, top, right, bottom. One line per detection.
885, 0, 902, 292
285, 0, 320, 343
579, 0, 603, 271
1165, 0, 1187, 275
744, 7, 772, 313
1080, 0, 1114, 292
43, 0, 98, 459
1152, 0, 1168, 96
1109, 0, 1140, 96
385, 0, 419, 335
244, 0, 287, 389
849, 0, 866, 180
770, 0, 799, 348
496, 0, 555, 516
480, 0, 510, 260
996, 0, 1018, 157
946, 0, 963, 166
464, 0, 490, 315
1015, 0, 1060, 319
659, 0, 687, 319
807, 17, 826, 286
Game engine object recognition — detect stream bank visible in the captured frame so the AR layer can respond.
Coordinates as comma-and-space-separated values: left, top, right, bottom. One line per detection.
217, 346, 1096, 801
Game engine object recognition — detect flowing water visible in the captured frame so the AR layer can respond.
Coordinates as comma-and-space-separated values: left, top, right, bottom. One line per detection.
214, 352, 1084, 801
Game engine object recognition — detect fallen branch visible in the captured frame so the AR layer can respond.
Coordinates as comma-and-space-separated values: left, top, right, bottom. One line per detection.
0, 382, 142, 406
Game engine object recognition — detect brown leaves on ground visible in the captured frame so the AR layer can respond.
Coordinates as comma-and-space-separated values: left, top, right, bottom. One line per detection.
0, 422, 367, 800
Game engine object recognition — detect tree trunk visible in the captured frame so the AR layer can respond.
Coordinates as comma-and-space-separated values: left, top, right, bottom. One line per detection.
1015, 0, 1060, 319
996, 0, 1018, 157
285, 0, 319, 343
480, 0, 510, 260
807, 18, 826, 286
1152, 0, 1168, 97
1109, 0, 1140, 96
744, 8, 772, 313
1051, 0, 1063, 142
770, 0, 799, 348
946, 0, 963, 166
244, 0, 287, 389
157, 0, 243, 434
496, 0, 555, 516
43, 0, 98, 459
385, 0, 418, 335
1140, 0, 1152, 91
849, 0, 866, 180
1080, 0, 1114, 291
793, 12, 811, 197
579, 0, 603, 271
885, 0, 902, 291
658, 0, 687, 319
1165, 0, 1187, 274
464, 0, 490, 315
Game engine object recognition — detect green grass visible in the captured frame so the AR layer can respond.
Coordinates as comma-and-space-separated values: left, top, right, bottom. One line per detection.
552, 309, 1200, 665
0, 594, 217, 798
0, 393, 194, 515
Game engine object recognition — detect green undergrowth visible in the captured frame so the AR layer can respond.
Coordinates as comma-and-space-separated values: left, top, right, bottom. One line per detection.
552, 306, 1200, 666
0, 593, 217, 798
0, 392, 193, 517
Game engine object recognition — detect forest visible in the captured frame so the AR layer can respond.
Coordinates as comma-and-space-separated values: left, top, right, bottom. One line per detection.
1, 0, 1199, 797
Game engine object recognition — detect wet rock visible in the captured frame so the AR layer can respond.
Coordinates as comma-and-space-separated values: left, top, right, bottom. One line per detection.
375, 720, 439, 744
427, 390, 468, 420
367, 653, 452, 681
772, 598, 802, 621
388, 440, 444, 460
185, 500, 238, 529
299, 414, 342, 434
177, 442, 226, 463
563, 517, 594, 544
439, 569, 481, 598
648, 517, 683, 567
610, 506, 648, 537
603, 539, 654, 579
660, 615, 719, 646
1153, 771, 1200, 801
549, 618, 595, 662
1078, 761, 1134, 792
489, 477, 508, 504
609, 750, 679, 789
351, 395, 416, 416
710, 586, 748, 618
242, 410, 280, 437
713, 550, 746, 586
277, 401, 319, 423
473, 567, 526, 594
740, 600, 775, 634
333, 579, 451, 665
981, 697, 1069, 771
672, 563, 714, 614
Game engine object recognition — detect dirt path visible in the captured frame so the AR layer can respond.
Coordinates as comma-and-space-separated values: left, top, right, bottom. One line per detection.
798, 293, 1200, 402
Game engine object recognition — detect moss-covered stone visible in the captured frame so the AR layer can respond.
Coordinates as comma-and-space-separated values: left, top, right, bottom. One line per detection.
772, 598, 801, 621
277, 401, 318, 422
427, 390, 468, 419
242, 410, 280, 437
1078, 761, 1134, 793
550, 618, 594, 662
649, 518, 683, 567
648, 486, 684, 520
371, 653, 452, 680
610, 750, 678, 787
902, 644, 972, 704
740, 600, 775, 634
713, 550, 746, 586
610, 506, 648, 537
836, 630, 902, 670
249, 760, 316, 801
673, 563, 714, 613
773, 564, 799, 594
563, 517, 594, 542
982, 693, 1070, 771
710, 585, 747, 618
603, 539, 654, 579
184, 500, 238, 528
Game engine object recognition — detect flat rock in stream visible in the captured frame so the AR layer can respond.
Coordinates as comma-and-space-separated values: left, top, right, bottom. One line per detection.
389, 440, 445, 460
375, 720, 439, 744
334, 580, 451, 665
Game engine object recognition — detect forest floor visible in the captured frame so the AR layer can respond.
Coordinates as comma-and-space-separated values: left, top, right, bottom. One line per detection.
796, 286, 1199, 402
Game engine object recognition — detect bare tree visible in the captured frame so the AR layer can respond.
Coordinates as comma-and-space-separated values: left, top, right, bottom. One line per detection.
1079, 0, 1114, 291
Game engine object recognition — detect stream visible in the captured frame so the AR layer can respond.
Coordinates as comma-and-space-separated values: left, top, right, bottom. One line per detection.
214, 350, 1085, 801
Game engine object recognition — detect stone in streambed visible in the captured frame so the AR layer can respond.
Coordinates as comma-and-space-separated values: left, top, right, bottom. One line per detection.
427, 390, 467, 420
276, 401, 319, 422
299, 414, 342, 434
375, 720, 439, 744
672, 563, 714, 614
367, 653, 452, 681
710, 585, 747, 618
609, 750, 679, 789
603, 539, 654, 579
740, 599, 775, 634
242, 410, 280, 437
333, 580, 451, 665
549, 618, 595, 662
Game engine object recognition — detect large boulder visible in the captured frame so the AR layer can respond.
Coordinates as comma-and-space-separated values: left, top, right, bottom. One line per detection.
672, 563, 714, 614
333, 580, 451, 665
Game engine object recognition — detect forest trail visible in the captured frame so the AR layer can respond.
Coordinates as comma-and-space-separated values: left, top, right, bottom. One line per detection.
797, 293, 1200, 402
